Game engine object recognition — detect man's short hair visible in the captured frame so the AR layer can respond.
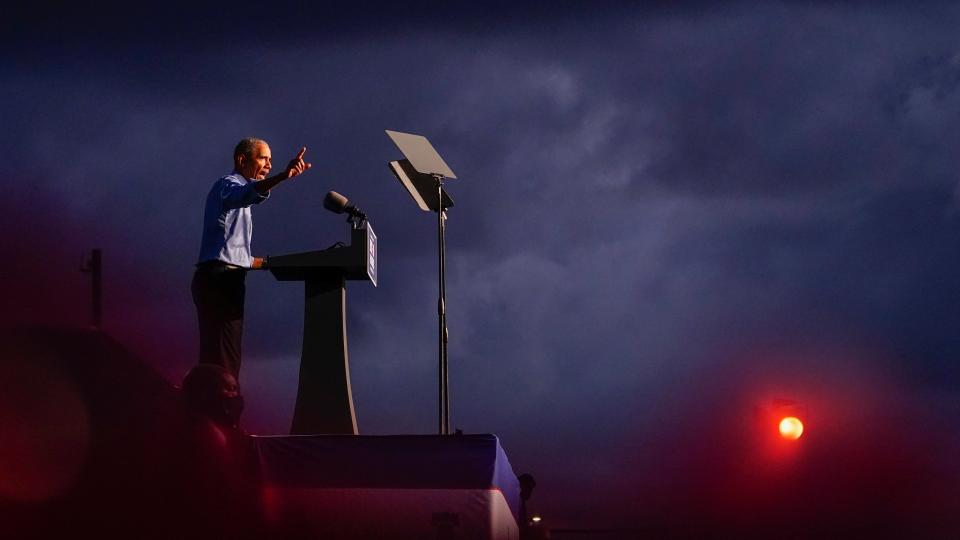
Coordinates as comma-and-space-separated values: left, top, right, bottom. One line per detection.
234, 137, 267, 161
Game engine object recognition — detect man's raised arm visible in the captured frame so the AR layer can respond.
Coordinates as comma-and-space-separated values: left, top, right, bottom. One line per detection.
254, 146, 312, 194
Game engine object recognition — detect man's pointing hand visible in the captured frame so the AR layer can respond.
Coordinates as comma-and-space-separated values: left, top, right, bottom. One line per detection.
284, 146, 312, 179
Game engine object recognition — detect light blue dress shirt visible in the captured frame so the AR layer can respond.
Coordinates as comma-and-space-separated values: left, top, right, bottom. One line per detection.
197, 172, 270, 268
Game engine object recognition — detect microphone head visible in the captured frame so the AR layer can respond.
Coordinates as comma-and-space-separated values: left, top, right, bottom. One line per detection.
323, 191, 350, 214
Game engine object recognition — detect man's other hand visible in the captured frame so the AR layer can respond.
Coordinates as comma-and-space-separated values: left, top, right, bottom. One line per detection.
283, 147, 312, 179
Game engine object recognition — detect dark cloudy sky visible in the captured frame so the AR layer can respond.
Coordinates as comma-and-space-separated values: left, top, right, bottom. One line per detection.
5, 2, 960, 533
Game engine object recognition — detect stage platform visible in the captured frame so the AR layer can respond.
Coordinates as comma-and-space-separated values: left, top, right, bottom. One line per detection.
255, 434, 521, 540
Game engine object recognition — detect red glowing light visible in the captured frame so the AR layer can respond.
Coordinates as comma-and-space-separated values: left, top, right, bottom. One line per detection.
778, 416, 804, 440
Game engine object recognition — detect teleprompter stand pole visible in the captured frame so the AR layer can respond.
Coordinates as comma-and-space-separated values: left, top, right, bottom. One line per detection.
436, 176, 450, 435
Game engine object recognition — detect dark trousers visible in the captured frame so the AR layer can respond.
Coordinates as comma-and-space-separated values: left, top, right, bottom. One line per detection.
192, 265, 247, 380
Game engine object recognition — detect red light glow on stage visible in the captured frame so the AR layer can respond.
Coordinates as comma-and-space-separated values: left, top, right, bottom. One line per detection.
778, 416, 804, 440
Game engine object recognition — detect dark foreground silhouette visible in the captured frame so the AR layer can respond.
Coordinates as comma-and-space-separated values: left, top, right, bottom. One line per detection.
0, 327, 261, 540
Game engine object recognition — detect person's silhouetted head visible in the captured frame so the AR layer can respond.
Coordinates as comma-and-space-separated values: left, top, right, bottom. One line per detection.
181, 364, 244, 428
518, 473, 536, 501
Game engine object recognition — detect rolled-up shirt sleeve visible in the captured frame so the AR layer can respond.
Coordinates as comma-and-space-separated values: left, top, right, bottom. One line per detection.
219, 176, 269, 210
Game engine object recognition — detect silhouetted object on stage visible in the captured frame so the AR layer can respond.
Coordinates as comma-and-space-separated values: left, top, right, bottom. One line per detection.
517, 472, 538, 539
264, 206, 377, 435
80, 248, 102, 330
518, 473, 536, 504
386, 129, 458, 435
181, 363, 245, 429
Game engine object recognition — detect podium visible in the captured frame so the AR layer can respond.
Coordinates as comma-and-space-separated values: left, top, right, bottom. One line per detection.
265, 223, 377, 435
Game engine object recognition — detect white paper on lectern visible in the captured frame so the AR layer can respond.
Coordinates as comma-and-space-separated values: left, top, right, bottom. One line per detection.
385, 130, 458, 179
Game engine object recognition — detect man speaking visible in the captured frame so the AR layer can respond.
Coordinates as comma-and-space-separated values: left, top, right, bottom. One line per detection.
192, 137, 312, 380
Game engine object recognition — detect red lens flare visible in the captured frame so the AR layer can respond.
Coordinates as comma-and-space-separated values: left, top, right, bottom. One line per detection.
778, 416, 804, 440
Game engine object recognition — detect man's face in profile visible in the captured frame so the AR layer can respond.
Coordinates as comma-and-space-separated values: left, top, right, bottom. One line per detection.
237, 142, 273, 180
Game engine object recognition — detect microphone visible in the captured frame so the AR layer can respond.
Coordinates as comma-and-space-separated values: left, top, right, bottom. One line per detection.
323, 191, 366, 220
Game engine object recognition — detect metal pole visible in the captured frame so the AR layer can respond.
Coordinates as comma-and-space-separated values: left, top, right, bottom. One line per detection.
441, 206, 449, 436
435, 176, 452, 435
92, 249, 102, 330
437, 179, 445, 435
82, 249, 103, 330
